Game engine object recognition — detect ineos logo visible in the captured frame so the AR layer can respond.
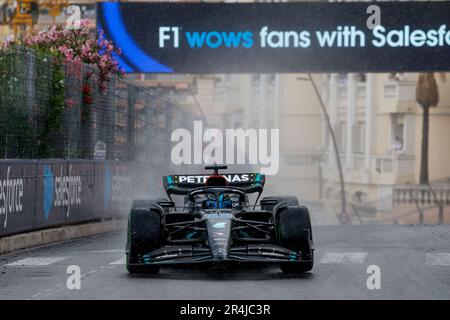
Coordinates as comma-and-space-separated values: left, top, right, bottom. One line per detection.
0, 166, 24, 228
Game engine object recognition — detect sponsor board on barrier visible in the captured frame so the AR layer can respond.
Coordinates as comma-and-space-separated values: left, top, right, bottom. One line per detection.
0, 166, 24, 228
103, 163, 133, 214
65, 161, 96, 224
0, 160, 156, 237
0, 162, 36, 235
53, 164, 82, 217
40, 163, 83, 227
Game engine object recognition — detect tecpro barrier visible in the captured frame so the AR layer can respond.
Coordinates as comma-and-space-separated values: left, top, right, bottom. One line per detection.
0, 160, 160, 237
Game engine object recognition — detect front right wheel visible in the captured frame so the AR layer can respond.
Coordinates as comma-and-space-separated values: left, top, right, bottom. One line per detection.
126, 200, 163, 274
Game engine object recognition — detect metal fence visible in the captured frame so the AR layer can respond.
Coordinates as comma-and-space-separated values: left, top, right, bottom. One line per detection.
0, 47, 199, 237
0, 46, 194, 166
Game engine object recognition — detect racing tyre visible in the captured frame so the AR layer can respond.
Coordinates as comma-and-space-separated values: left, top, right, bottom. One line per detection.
126, 201, 163, 274
261, 195, 299, 211
275, 205, 314, 274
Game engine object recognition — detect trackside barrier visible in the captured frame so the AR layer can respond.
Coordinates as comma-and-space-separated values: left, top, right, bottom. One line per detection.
0, 159, 162, 237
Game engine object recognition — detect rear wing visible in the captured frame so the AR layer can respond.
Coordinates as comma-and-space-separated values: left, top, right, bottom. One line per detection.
163, 173, 265, 195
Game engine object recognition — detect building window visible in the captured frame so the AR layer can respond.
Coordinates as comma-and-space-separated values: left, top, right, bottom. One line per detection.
356, 73, 366, 83
339, 86, 348, 99
215, 76, 223, 88
267, 74, 276, 86
338, 73, 348, 85
356, 85, 366, 98
390, 114, 404, 153
335, 121, 346, 152
252, 74, 261, 86
224, 75, 231, 87
353, 122, 366, 153
214, 89, 224, 105
233, 111, 243, 128
284, 154, 317, 167
353, 191, 368, 203
267, 119, 276, 128
376, 158, 394, 173
384, 84, 397, 99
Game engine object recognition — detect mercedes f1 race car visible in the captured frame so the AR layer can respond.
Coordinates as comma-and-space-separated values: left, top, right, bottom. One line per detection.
126, 165, 314, 274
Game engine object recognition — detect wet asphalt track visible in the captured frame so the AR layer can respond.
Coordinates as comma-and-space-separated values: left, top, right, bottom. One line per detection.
1, 225, 450, 300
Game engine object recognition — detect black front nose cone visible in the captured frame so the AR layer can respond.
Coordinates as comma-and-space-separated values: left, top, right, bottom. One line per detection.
205, 213, 232, 261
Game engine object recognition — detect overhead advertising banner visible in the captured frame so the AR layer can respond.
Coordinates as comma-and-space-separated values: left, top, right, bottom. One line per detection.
97, 2, 450, 74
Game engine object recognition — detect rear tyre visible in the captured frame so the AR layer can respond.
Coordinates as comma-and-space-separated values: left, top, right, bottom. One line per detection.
126, 201, 163, 274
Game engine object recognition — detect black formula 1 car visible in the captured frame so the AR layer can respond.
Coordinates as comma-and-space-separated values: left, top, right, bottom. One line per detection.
126, 165, 314, 274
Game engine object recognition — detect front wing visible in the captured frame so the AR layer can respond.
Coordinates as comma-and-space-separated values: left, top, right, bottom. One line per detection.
128, 243, 312, 267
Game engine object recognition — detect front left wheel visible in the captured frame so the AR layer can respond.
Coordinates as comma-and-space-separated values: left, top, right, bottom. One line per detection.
275, 205, 314, 274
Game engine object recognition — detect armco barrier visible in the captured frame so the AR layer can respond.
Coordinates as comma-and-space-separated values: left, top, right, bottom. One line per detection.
0, 159, 158, 237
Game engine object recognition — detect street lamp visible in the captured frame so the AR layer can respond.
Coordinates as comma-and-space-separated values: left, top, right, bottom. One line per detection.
297, 74, 349, 224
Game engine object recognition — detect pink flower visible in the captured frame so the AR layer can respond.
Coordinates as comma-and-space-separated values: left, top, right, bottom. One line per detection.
80, 19, 90, 28
3, 22, 123, 92
0, 35, 14, 49
65, 98, 77, 108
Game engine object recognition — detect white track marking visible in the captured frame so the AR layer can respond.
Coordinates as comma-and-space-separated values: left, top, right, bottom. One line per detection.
426, 253, 450, 266
109, 257, 126, 265
5, 257, 66, 266
91, 249, 124, 253
319, 252, 367, 264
